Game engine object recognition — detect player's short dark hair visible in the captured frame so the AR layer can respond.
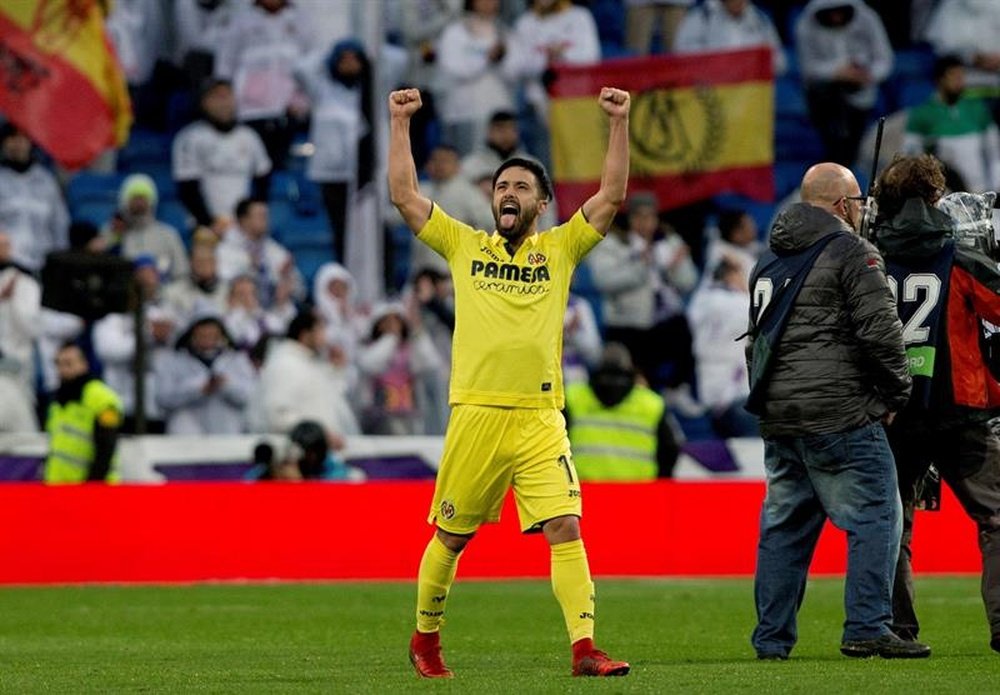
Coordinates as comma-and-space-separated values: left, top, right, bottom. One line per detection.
492, 156, 553, 202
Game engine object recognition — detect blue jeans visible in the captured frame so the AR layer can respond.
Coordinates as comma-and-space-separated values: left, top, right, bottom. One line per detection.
751, 422, 902, 656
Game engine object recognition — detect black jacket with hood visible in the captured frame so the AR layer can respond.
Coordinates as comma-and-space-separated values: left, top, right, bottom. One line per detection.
748, 202, 911, 437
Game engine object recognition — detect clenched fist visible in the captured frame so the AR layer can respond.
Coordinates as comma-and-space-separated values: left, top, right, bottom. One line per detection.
389, 89, 423, 118
599, 87, 630, 118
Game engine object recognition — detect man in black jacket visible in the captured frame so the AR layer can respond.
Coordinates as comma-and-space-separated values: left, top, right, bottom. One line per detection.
748, 162, 927, 660
872, 155, 1000, 654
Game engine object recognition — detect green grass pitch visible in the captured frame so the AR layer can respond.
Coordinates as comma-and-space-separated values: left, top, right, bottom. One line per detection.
0, 577, 995, 693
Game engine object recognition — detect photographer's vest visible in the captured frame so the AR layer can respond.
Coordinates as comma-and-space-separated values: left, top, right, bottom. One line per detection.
44, 380, 122, 484
565, 382, 663, 481
745, 232, 845, 414
885, 241, 955, 411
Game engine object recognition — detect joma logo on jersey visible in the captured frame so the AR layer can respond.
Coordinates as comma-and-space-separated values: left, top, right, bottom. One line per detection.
470, 260, 550, 283
527, 252, 547, 265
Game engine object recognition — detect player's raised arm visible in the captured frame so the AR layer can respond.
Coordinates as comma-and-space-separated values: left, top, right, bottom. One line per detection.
581, 87, 630, 236
388, 89, 433, 234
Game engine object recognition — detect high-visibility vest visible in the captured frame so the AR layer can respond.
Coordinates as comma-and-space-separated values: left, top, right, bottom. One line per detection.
44, 380, 123, 484
565, 381, 664, 481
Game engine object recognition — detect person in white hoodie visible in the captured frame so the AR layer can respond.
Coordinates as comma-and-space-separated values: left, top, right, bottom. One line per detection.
258, 308, 359, 440
155, 311, 256, 434
311, 262, 367, 361
795, 0, 894, 166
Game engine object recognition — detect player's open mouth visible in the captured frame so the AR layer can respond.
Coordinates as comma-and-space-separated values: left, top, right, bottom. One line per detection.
500, 201, 519, 228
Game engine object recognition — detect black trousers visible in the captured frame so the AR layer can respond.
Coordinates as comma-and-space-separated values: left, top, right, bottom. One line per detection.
887, 420, 1000, 641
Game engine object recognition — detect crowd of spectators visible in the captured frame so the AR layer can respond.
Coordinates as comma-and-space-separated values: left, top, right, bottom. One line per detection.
0, 0, 994, 450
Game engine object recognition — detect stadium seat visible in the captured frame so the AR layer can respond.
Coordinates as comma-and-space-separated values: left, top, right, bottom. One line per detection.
292, 247, 335, 286
279, 211, 331, 249
775, 75, 808, 119
70, 200, 116, 228
67, 172, 124, 208
591, 0, 625, 50
570, 261, 604, 330
774, 115, 824, 162
773, 161, 808, 200
158, 199, 192, 241
117, 128, 172, 173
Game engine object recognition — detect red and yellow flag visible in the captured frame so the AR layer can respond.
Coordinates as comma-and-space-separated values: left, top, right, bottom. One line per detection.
0, 0, 132, 169
550, 47, 774, 213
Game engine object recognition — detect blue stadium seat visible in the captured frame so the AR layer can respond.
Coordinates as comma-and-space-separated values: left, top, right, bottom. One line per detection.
590, 0, 625, 50
773, 160, 807, 199
158, 200, 192, 241
570, 261, 604, 331
775, 75, 808, 119
279, 211, 331, 249
117, 128, 172, 172
70, 200, 116, 228
67, 172, 124, 207
712, 193, 778, 239
774, 115, 824, 162
292, 247, 335, 286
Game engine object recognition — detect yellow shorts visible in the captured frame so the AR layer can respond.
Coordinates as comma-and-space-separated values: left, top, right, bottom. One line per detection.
428, 404, 582, 534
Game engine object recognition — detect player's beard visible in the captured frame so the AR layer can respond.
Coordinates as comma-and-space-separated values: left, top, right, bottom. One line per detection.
494, 198, 538, 244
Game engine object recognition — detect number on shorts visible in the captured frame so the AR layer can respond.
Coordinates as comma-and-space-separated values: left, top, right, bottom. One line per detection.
558, 454, 574, 483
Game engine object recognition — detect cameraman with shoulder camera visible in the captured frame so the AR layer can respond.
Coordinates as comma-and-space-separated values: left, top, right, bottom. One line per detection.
872, 154, 1000, 654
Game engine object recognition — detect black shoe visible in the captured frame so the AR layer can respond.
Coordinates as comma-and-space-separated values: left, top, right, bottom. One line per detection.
840, 632, 931, 659
893, 627, 918, 642
756, 652, 788, 661
991, 636, 1000, 653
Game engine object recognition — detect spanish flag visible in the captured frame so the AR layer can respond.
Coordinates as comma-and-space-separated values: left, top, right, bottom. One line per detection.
0, 0, 131, 169
550, 47, 774, 213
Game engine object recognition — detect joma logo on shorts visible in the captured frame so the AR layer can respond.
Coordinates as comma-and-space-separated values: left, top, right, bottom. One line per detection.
470, 260, 550, 283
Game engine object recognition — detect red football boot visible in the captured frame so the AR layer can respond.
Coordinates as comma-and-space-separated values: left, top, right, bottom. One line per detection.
409, 630, 454, 678
571, 638, 630, 677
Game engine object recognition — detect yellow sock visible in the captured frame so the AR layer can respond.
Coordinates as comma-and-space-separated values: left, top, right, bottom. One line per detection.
550, 539, 595, 644
415, 535, 461, 633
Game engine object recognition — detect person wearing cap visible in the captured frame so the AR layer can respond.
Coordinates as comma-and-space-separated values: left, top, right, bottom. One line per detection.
389, 85, 632, 678
44, 342, 123, 484
0, 124, 69, 273
154, 310, 255, 435
172, 78, 272, 234
101, 174, 190, 283
872, 154, 1000, 655
564, 342, 678, 481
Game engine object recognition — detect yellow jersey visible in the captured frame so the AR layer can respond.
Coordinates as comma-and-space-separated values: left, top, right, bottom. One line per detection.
418, 204, 602, 408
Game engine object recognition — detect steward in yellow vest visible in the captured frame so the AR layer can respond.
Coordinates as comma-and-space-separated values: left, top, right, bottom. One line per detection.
565, 343, 678, 480
44, 343, 123, 483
